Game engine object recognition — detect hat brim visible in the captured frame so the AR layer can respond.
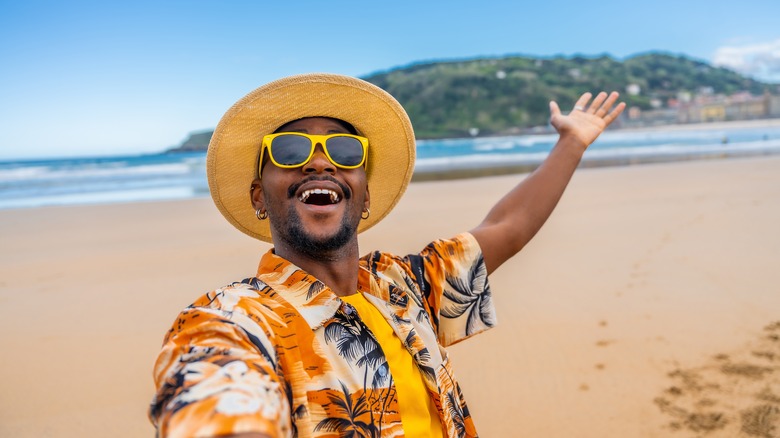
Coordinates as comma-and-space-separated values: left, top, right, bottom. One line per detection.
207, 73, 416, 242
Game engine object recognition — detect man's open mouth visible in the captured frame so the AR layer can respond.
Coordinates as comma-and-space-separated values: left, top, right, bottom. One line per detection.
299, 188, 340, 205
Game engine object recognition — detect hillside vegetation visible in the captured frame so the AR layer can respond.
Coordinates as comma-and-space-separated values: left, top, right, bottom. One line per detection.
364, 52, 773, 138
168, 52, 775, 151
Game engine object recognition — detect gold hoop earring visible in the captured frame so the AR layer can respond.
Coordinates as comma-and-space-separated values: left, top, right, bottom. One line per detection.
256, 209, 268, 220
361, 208, 370, 220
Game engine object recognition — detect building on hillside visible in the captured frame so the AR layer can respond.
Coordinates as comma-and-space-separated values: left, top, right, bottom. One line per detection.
633, 92, 780, 126
724, 92, 770, 120
627, 108, 678, 126
769, 95, 780, 117
700, 103, 727, 122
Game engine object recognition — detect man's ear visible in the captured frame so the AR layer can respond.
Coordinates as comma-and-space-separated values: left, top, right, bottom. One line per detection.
250, 178, 265, 212
363, 184, 370, 212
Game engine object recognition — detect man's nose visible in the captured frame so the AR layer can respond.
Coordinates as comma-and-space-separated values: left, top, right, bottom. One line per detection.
303, 143, 335, 174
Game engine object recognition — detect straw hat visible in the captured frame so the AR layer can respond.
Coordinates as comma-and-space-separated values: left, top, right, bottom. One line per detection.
207, 73, 416, 242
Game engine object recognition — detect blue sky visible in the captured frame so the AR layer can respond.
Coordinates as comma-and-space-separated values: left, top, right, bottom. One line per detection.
2, 0, 780, 160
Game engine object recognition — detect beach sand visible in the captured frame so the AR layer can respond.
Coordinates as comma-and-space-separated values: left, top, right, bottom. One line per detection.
1, 155, 779, 437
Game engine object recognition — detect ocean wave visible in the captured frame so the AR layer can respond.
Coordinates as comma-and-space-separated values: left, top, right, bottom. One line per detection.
3, 126, 780, 209
416, 138, 780, 172
0, 161, 200, 184
0, 165, 51, 180
0, 186, 200, 209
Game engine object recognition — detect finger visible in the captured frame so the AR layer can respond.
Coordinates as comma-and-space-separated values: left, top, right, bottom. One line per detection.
602, 102, 627, 125
587, 92, 608, 114
573, 92, 592, 112
549, 100, 561, 118
599, 91, 620, 113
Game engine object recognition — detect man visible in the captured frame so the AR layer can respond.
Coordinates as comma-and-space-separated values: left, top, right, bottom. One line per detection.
150, 73, 624, 437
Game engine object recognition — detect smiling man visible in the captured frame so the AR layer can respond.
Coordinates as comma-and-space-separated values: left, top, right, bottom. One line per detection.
149, 73, 624, 437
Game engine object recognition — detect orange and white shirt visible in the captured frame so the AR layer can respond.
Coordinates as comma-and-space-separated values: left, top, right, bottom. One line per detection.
150, 232, 496, 437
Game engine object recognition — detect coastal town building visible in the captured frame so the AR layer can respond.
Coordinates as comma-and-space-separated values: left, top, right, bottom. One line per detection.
626, 92, 780, 127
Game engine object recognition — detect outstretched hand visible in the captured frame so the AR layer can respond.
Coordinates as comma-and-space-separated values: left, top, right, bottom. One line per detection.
549, 91, 626, 149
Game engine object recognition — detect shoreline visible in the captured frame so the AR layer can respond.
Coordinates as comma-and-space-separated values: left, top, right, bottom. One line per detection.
1, 151, 778, 211
413, 146, 780, 181
413, 117, 780, 182
2, 144, 780, 212
3, 117, 780, 211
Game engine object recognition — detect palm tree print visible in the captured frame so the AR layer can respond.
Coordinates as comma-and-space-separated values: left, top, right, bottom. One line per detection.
440, 255, 495, 335
307, 280, 325, 300
446, 391, 467, 437
324, 308, 390, 389
314, 381, 378, 437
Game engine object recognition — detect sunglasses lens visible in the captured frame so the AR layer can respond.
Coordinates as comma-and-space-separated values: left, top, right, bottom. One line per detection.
326, 136, 365, 167
270, 135, 312, 166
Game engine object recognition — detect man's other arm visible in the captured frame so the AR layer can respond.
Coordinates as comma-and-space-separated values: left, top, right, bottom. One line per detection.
470, 91, 625, 274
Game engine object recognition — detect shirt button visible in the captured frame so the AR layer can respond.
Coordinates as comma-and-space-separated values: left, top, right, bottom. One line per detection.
378, 365, 388, 377
344, 305, 354, 315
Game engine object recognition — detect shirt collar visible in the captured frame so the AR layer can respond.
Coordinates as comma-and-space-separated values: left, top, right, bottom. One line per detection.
255, 250, 410, 330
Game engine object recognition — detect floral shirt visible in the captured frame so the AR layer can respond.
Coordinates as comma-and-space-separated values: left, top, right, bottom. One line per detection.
150, 232, 496, 437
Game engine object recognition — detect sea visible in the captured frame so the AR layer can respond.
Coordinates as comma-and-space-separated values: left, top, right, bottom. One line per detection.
2, 123, 780, 210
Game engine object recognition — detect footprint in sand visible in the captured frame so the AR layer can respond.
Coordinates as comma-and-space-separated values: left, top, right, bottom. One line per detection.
652, 321, 780, 436
753, 351, 776, 361
741, 404, 779, 437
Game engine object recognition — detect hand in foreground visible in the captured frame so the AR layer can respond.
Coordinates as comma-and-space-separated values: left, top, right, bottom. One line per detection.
549, 91, 626, 149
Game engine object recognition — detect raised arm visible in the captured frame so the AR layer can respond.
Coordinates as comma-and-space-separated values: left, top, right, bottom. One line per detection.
470, 91, 625, 274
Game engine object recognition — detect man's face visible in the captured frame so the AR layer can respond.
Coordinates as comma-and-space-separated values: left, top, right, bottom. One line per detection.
251, 117, 370, 256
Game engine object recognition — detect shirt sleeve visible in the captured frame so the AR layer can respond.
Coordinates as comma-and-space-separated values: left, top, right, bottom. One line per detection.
149, 283, 291, 438
402, 232, 497, 347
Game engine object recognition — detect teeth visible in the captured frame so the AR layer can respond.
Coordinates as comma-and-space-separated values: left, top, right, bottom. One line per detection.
298, 188, 339, 203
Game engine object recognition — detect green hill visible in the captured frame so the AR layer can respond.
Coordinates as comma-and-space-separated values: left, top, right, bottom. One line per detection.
167, 52, 776, 151
166, 130, 213, 153
364, 52, 774, 138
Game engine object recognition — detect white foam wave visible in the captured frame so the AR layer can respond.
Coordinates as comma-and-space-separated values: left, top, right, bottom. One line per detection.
416, 151, 550, 172
416, 138, 780, 172
0, 162, 196, 183
0, 186, 200, 209
0, 165, 50, 180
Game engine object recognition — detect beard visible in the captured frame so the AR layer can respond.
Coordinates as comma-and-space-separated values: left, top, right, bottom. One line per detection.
266, 199, 360, 260
265, 175, 362, 260
285, 204, 358, 259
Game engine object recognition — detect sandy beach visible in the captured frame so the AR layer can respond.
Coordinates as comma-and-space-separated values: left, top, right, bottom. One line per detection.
1, 155, 779, 437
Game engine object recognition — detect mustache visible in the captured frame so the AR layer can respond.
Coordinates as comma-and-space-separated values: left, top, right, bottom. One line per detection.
287, 175, 352, 200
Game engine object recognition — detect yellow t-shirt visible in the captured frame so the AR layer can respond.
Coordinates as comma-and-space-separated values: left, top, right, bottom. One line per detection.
341, 292, 444, 438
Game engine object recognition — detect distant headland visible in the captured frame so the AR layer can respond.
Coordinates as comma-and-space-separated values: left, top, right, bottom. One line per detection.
166, 52, 780, 153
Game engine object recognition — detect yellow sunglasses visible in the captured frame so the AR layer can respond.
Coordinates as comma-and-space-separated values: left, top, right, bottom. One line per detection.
258, 132, 369, 176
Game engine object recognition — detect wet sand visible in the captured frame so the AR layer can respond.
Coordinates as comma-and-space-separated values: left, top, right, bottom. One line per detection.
1, 155, 778, 437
